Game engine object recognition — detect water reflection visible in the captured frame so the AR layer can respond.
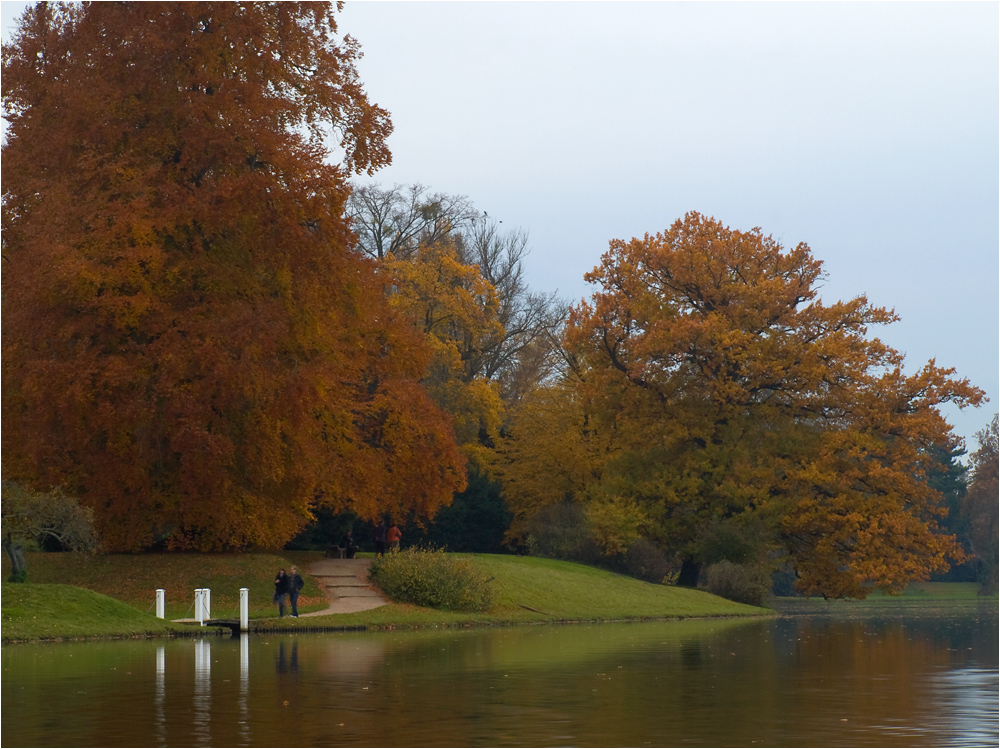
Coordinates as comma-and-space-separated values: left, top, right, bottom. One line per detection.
154, 646, 165, 747
193, 639, 211, 746
238, 634, 250, 747
2, 608, 996, 747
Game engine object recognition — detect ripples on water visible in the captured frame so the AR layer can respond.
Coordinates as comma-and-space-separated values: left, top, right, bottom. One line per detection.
3, 607, 997, 747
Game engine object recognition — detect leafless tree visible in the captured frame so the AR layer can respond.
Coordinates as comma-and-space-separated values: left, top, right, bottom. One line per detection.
458, 218, 566, 401
347, 183, 478, 260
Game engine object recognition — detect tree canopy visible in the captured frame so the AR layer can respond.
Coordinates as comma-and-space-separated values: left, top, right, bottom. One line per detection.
963, 414, 999, 594
497, 212, 985, 598
1, 481, 97, 582
2, 2, 465, 551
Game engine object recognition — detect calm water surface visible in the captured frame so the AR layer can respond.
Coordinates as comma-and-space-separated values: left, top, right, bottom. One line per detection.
3, 607, 997, 747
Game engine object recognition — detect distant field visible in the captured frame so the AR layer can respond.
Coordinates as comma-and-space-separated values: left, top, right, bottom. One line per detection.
771, 581, 996, 616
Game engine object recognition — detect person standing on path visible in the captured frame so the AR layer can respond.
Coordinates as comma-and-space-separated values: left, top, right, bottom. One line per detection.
341, 531, 358, 559
274, 568, 290, 617
288, 566, 304, 618
374, 520, 387, 556
387, 522, 401, 551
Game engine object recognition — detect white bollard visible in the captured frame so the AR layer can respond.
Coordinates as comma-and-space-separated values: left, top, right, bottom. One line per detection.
203, 588, 211, 621
156, 589, 165, 619
240, 588, 249, 632
194, 589, 205, 625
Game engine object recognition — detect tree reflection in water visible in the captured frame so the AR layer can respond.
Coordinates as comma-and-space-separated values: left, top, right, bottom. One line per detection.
2, 608, 996, 747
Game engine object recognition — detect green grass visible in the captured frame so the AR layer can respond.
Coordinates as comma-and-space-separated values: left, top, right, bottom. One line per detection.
771, 581, 996, 616
1, 584, 184, 641
874, 582, 987, 599
261, 554, 767, 631
2, 551, 329, 621
3, 551, 769, 640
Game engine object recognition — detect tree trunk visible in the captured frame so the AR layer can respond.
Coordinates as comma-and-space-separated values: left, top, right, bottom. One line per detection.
979, 560, 998, 597
2, 535, 27, 582
677, 557, 701, 588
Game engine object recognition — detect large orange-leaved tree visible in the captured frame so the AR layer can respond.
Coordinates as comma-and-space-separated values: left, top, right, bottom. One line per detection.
2, 2, 466, 551
558, 212, 985, 597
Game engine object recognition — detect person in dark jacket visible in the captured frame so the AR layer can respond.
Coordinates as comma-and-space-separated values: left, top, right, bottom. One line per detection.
274, 568, 290, 617
288, 566, 304, 618
341, 532, 358, 559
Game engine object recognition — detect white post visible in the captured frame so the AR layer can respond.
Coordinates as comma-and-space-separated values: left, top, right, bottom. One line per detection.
156, 589, 165, 619
203, 588, 211, 621
240, 588, 249, 632
195, 589, 205, 625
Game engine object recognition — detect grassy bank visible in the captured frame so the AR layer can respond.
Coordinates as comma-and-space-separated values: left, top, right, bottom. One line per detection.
272, 553, 766, 632
2, 551, 331, 622
772, 581, 997, 616
1, 584, 184, 641
2, 551, 766, 641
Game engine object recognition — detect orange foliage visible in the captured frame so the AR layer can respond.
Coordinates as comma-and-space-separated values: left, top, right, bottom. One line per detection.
2, 3, 464, 551
565, 212, 985, 597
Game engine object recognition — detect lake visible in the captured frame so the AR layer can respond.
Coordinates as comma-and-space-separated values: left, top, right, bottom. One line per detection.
3, 605, 996, 747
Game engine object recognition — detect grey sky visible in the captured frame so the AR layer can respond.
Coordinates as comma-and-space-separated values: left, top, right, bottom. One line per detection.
3, 1, 997, 452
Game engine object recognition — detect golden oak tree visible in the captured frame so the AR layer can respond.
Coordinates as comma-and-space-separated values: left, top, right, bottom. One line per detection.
385, 241, 506, 450
2, 2, 465, 551
563, 212, 985, 597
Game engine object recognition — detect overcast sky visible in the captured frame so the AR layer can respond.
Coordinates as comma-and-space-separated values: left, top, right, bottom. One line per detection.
3, 1, 997, 453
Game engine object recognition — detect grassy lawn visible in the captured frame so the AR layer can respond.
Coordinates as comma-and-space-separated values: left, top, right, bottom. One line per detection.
771, 581, 996, 616
253, 553, 767, 632
2, 551, 330, 622
1, 584, 184, 641
2, 551, 768, 641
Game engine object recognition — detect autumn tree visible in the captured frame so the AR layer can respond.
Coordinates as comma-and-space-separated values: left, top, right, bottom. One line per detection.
1, 481, 97, 582
2, 2, 465, 551
384, 240, 507, 448
963, 414, 999, 594
349, 183, 566, 411
554, 212, 984, 598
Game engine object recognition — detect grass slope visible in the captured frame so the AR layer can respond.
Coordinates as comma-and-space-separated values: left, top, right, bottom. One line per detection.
3, 551, 329, 620
3, 551, 767, 640
263, 553, 766, 631
2, 584, 181, 641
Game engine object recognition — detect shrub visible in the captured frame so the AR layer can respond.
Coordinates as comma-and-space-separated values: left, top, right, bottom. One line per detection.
367, 548, 496, 612
704, 561, 770, 606
624, 538, 673, 584
521, 502, 602, 565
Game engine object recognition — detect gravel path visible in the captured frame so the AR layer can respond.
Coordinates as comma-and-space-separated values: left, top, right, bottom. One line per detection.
299, 557, 388, 616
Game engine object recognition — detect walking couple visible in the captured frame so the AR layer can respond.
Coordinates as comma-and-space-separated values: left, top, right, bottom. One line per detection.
274, 566, 304, 617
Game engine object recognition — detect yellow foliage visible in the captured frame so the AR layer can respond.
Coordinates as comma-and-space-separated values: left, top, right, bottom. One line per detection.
585, 496, 648, 557
385, 241, 506, 447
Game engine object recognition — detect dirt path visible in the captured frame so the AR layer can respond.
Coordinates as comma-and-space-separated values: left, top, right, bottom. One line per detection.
299, 557, 388, 616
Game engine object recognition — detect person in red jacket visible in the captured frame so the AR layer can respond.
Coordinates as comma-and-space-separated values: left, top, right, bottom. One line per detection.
386, 523, 401, 551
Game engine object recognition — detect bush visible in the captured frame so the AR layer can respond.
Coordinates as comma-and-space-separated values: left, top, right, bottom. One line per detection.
624, 538, 673, 584
367, 548, 496, 612
704, 561, 770, 606
521, 502, 602, 565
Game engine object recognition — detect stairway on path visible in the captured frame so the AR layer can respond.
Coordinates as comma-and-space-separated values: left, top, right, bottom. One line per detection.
301, 558, 388, 616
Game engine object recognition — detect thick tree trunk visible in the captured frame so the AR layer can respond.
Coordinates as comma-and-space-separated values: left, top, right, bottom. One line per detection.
979, 561, 998, 597
2, 536, 27, 581
677, 557, 701, 588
